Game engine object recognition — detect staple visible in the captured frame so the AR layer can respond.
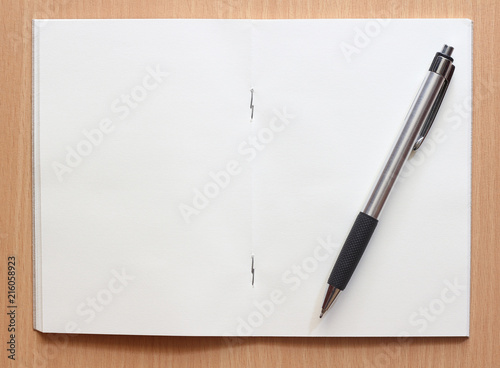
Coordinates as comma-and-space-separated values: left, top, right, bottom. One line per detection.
250, 89, 254, 121
251, 254, 255, 287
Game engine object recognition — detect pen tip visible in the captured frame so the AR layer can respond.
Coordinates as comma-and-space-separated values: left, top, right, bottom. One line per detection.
320, 285, 342, 319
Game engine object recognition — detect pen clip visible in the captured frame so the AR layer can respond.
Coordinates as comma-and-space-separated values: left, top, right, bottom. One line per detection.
412, 81, 449, 150
413, 45, 455, 151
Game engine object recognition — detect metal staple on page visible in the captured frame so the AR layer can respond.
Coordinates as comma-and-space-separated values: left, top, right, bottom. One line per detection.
251, 254, 255, 287
250, 89, 254, 121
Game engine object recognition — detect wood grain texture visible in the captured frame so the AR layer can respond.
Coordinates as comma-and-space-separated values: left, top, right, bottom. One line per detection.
1, 0, 499, 367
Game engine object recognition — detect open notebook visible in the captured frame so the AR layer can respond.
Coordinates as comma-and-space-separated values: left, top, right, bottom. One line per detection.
33, 19, 472, 336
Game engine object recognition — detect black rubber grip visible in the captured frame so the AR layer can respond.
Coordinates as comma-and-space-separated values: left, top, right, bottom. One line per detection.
328, 212, 378, 289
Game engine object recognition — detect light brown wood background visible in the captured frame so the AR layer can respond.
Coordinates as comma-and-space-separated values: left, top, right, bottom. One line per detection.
1, 0, 499, 367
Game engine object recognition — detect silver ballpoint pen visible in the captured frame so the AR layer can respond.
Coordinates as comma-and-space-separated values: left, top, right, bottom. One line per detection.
320, 45, 456, 318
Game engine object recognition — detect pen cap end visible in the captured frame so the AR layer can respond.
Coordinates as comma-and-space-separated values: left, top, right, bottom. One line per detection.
441, 45, 454, 57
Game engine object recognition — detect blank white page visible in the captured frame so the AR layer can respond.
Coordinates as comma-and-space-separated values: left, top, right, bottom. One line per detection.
34, 19, 254, 335
251, 19, 471, 336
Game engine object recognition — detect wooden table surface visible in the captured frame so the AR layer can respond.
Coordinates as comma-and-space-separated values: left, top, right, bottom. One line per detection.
1, 0, 499, 367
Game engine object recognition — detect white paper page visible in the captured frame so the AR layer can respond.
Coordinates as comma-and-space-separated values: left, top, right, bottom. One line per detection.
250, 19, 471, 336
35, 19, 255, 335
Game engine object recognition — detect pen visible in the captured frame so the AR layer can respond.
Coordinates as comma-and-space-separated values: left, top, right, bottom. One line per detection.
320, 45, 456, 318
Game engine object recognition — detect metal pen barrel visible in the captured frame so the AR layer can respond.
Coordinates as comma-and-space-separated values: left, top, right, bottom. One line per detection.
363, 46, 455, 219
